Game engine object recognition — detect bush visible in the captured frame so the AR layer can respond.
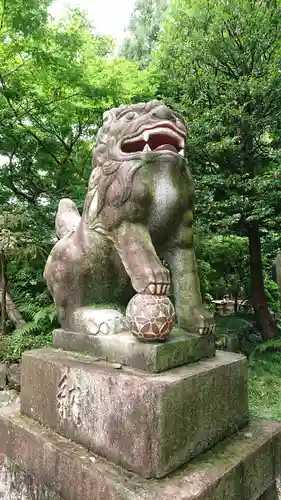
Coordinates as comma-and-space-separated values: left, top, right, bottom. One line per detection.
264, 278, 281, 329
215, 313, 262, 356
196, 234, 250, 301
249, 352, 281, 419
0, 301, 58, 364
0, 330, 52, 364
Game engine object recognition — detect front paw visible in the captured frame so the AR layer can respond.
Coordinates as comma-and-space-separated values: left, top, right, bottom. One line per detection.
133, 262, 170, 295
197, 309, 215, 336
179, 307, 215, 336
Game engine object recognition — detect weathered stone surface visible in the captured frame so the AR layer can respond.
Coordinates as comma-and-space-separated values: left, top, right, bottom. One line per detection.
7, 364, 21, 392
21, 348, 248, 478
259, 483, 279, 500
0, 456, 62, 499
44, 100, 214, 339
52, 328, 216, 372
0, 365, 7, 390
0, 390, 20, 408
243, 436, 277, 499
0, 404, 280, 500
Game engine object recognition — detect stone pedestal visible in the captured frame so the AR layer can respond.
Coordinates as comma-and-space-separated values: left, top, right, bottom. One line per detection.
53, 327, 216, 372
0, 404, 280, 500
20, 348, 248, 478
0, 328, 279, 499
260, 483, 279, 500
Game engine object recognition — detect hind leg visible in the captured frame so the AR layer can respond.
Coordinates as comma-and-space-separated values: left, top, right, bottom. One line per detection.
68, 306, 128, 335
44, 234, 129, 335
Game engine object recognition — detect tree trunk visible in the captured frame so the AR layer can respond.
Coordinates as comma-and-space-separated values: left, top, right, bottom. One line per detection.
247, 222, 277, 340
0, 291, 26, 328
234, 293, 238, 313
0, 252, 7, 335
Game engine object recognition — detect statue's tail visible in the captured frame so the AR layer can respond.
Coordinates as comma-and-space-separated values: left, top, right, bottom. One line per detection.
55, 198, 81, 239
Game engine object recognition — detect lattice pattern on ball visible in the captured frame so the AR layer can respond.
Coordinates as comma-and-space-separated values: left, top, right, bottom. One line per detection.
126, 293, 176, 341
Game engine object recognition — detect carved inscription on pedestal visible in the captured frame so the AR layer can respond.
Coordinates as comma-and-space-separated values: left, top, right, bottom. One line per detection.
57, 372, 82, 426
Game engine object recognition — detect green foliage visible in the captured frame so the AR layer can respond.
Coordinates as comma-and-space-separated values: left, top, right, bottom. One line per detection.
151, 0, 281, 339
215, 313, 262, 356
20, 303, 58, 329
263, 278, 281, 325
0, 210, 46, 259
152, 0, 281, 233
249, 352, 281, 419
0, 299, 58, 363
0, 3, 152, 213
215, 314, 256, 338
1, 0, 51, 31
196, 234, 249, 299
254, 338, 281, 352
0, 330, 52, 364
121, 0, 168, 69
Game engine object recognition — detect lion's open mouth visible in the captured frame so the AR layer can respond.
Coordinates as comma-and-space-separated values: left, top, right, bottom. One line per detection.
121, 124, 185, 155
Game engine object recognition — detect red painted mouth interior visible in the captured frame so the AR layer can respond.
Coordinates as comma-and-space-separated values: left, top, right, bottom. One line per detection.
122, 131, 183, 154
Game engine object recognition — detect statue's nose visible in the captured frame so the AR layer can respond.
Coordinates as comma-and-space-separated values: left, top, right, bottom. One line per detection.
151, 105, 176, 122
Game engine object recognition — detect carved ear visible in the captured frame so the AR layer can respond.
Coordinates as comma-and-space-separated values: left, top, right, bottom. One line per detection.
103, 109, 116, 125
145, 99, 163, 112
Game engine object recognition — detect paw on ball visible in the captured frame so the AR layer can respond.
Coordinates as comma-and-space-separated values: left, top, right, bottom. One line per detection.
126, 293, 176, 341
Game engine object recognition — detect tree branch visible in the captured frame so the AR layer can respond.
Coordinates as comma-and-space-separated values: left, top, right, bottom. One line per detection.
0, 0, 6, 31
224, 22, 244, 52
2, 58, 32, 79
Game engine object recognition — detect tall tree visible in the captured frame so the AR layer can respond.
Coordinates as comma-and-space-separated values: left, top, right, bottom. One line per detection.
152, 0, 281, 339
121, 0, 168, 68
0, 0, 153, 331
0, 2, 151, 213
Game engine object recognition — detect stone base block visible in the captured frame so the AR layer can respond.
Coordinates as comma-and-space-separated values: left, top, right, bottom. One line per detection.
259, 483, 279, 500
21, 348, 248, 478
0, 404, 280, 500
53, 328, 215, 372
0, 456, 62, 499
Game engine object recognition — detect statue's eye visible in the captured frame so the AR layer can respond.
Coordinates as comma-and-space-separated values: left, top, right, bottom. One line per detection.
125, 111, 137, 121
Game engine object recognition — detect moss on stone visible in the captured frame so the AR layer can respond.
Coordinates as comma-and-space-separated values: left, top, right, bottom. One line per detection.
87, 303, 125, 313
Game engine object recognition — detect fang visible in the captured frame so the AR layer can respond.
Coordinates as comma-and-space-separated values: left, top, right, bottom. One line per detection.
143, 144, 151, 152
143, 130, 149, 142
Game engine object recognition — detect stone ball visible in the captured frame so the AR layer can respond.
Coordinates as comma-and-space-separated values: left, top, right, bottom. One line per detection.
126, 293, 176, 341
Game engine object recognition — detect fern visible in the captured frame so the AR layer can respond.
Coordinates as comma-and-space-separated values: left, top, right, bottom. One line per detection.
0, 300, 58, 363
33, 305, 57, 324
18, 303, 40, 322
254, 339, 281, 353
15, 304, 59, 337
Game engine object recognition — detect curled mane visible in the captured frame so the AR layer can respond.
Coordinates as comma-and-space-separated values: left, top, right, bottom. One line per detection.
92, 100, 163, 216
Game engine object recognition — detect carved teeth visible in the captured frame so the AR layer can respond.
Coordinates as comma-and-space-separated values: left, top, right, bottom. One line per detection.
143, 130, 149, 142
123, 125, 186, 153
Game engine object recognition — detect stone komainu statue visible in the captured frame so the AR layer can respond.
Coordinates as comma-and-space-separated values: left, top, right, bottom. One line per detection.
44, 100, 213, 336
